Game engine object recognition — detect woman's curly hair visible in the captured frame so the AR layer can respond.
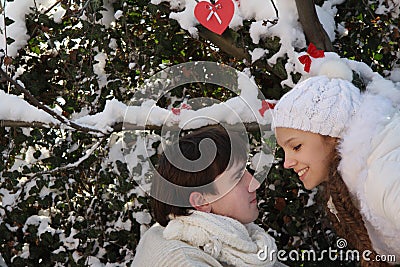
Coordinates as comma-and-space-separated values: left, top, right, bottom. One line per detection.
322, 152, 390, 267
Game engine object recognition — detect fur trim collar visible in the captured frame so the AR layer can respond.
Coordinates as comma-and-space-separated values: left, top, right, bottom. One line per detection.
338, 92, 400, 257
338, 93, 395, 196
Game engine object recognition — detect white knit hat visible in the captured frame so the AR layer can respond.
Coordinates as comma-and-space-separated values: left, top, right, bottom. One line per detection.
272, 76, 362, 137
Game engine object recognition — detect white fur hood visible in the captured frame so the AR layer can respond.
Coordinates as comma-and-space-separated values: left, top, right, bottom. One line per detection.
338, 91, 400, 259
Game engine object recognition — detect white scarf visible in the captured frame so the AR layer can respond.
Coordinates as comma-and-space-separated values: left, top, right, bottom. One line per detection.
163, 211, 277, 266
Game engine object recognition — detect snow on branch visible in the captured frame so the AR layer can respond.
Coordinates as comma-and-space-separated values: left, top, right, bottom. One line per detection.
27, 138, 106, 178
2, 60, 278, 135
0, 68, 105, 135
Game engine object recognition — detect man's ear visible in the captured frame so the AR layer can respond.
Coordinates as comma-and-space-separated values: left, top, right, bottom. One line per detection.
189, 192, 211, 212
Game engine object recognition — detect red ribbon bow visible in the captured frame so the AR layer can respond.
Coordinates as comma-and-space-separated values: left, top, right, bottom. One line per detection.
298, 43, 325, 73
259, 100, 275, 117
172, 103, 192, 115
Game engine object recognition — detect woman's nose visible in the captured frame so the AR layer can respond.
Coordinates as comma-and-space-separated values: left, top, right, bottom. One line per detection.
283, 157, 297, 169
248, 175, 260, 192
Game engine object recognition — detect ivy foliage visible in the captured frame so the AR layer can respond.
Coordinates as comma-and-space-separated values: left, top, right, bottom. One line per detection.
0, 0, 399, 266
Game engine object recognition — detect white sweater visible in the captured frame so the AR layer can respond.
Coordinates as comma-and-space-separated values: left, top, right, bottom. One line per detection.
132, 212, 288, 267
132, 224, 225, 267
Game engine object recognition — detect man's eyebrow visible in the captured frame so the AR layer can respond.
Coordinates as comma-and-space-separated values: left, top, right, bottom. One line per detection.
231, 166, 245, 179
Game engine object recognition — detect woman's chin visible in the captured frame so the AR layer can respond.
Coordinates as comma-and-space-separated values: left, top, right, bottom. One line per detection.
303, 182, 317, 190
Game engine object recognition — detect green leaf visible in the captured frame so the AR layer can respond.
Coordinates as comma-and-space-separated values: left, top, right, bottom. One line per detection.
30, 45, 41, 54
374, 53, 383, 60
33, 150, 42, 159
6, 37, 14, 45
5, 17, 14, 26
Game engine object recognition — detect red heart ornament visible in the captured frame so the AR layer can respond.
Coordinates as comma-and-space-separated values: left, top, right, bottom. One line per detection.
194, 0, 234, 35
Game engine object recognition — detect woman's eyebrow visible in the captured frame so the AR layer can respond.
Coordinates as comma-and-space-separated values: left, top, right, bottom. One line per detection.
282, 137, 296, 147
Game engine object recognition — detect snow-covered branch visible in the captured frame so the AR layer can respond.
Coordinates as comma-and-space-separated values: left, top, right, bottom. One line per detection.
0, 120, 58, 129
0, 68, 105, 135
27, 138, 106, 178
0, 119, 269, 133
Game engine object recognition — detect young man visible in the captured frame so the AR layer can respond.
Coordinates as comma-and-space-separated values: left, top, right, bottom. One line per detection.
132, 125, 283, 266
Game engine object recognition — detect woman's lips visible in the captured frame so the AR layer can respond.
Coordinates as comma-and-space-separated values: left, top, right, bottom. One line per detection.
297, 167, 309, 181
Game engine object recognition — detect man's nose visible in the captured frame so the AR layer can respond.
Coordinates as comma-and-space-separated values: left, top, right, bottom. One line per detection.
248, 175, 260, 192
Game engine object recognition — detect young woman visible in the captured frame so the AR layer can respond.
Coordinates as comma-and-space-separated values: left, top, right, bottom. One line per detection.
273, 74, 400, 266
132, 125, 284, 267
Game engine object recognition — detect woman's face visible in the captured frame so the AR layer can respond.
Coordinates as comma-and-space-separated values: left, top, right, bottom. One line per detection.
275, 127, 337, 190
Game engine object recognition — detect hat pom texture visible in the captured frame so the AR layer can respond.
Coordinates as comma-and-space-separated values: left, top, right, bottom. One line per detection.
273, 76, 362, 137
305, 52, 353, 80
317, 59, 353, 81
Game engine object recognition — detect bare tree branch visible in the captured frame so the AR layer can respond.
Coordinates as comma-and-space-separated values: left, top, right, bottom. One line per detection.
42, 0, 62, 15
118, 122, 270, 132
0, 68, 105, 135
198, 28, 287, 80
295, 0, 334, 51
27, 137, 106, 178
0, 120, 58, 129
1, 120, 269, 133
198, 28, 252, 63
270, 0, 279, 18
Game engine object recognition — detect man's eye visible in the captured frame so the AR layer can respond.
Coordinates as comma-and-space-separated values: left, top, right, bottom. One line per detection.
293, 144, 302, 151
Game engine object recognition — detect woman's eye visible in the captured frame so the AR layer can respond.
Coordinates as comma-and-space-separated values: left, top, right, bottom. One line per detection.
293, 144, 302, 151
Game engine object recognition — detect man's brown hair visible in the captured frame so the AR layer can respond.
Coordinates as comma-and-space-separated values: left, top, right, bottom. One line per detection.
150, 125, 248, 226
